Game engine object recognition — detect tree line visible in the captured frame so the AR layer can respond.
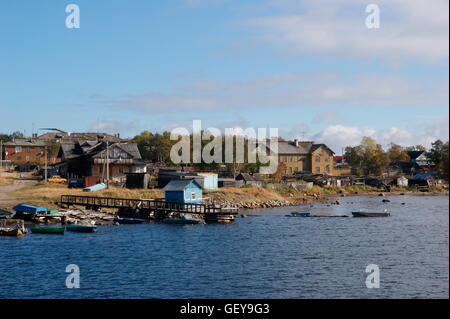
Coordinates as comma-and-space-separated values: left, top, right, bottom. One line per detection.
344, 137, 449, 179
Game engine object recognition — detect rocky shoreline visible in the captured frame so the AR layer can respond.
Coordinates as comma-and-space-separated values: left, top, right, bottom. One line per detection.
213, 190, 449, 209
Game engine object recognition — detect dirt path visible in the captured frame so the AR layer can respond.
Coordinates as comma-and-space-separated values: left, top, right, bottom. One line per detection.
0, 172, 38, 207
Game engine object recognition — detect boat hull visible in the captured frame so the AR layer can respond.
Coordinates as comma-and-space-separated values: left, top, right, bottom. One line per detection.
287, 212, 311, 217
30, 227, 65, 234
352, 212, 390, 217
0, 228, 27, 237
114, 218, 145, 224
163, 218, 201, 225
66, 225, 97, 233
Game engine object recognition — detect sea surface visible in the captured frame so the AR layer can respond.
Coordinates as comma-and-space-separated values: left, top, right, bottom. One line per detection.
0, 195, 448, 299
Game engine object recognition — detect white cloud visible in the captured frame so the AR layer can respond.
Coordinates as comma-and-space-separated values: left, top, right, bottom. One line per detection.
88, 119, 141, 136
248, 0, 449, 62
97, 72, 448, 113
310, 118, 449, 153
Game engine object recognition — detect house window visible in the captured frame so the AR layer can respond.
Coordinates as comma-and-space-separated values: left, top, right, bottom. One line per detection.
16, 156, 22, 161
36, 156, 40, 161
315, 155, 321, 163
325, 157, 330, 163
191, 192, 196, 200
26, 147, 30, 153
26, 156, 30, 161
316, 167, 320, 173
35, 147, 41, 152
15, 146, 22, 152
325, 165, 330, 173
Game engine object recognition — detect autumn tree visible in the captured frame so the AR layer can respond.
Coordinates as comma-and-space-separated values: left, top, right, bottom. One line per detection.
133, 131, 175, 165
387, 143, 410, 163
344, 137, 390, 176
427, 140, 449, 180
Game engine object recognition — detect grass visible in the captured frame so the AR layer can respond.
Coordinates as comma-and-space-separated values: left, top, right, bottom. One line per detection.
0, 176, 14, 186
11, 182, 164, 208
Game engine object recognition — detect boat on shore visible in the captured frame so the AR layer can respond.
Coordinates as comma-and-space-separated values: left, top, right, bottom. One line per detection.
163, 214, 202, 225
286, 212, 311, 217
352, 210, 390, 217
0, 227, 27, 237
66, 224, 97, 233
113, 217, 145, 224
30, 226, 65, 234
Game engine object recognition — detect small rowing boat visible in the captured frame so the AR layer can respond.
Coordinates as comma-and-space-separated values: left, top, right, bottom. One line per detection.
113, 217, 145, 224
30, 226, 65, 234
286, 212, 311, 217
352, 210, 390, 217
66, 224, 97, 233
163, 214, 202, 225
0, 227, 27, 237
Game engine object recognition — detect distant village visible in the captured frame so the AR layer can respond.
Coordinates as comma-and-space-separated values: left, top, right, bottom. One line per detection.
0, 128, 448, 193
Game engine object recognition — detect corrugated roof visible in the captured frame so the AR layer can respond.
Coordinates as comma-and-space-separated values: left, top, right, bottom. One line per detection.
163, 179, 201, 191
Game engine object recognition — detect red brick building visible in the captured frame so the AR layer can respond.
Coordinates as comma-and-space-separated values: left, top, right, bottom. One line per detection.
2, 139, 50, 164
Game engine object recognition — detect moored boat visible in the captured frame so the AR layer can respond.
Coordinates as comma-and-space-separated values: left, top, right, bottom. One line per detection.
352, 210, 390, 217
0, 227, 27, 237
163, 214, 202, 225
286, 211, 311, 217
113, 217, 145, 224
66, 224, 97, 233
30, 226, 65, 234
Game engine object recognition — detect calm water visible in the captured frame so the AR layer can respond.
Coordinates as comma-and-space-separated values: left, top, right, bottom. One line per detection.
0, 195, 448, 299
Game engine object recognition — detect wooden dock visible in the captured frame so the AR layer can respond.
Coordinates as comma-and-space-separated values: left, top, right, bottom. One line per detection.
60, 195, 238, 222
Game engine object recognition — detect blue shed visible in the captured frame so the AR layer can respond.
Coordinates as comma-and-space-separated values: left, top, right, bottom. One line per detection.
163, 179, 203, 204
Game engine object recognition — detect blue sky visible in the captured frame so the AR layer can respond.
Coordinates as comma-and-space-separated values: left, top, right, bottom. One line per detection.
0, 0, 448, 153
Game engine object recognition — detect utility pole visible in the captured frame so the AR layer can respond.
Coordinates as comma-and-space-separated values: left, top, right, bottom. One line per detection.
106, 141, 109, 188
0, 140, 3, 170
44, 145, 48, 182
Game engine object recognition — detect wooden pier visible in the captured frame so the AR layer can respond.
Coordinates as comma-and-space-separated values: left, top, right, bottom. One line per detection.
60, 195, 238, 222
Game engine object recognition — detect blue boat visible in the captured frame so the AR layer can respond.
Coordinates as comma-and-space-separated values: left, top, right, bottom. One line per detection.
13, 203, 48, 214
66, 224, 98, 233
83, 183, 107, 192
13, 204, 48, 221
286, 212, 311, 217
113, 217, 145, 224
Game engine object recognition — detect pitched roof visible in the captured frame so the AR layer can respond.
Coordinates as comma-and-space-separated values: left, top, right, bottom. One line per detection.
407, 151, 425, 160
310, 144, 335, 154
4, 139, 47, 147
277, 141, 308, 154
115, 143, 142, 160
58, 141, 142, 161
163, 179, 201, 191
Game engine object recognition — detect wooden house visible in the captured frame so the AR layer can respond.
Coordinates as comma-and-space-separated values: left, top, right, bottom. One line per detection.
57, 141, 142, 180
